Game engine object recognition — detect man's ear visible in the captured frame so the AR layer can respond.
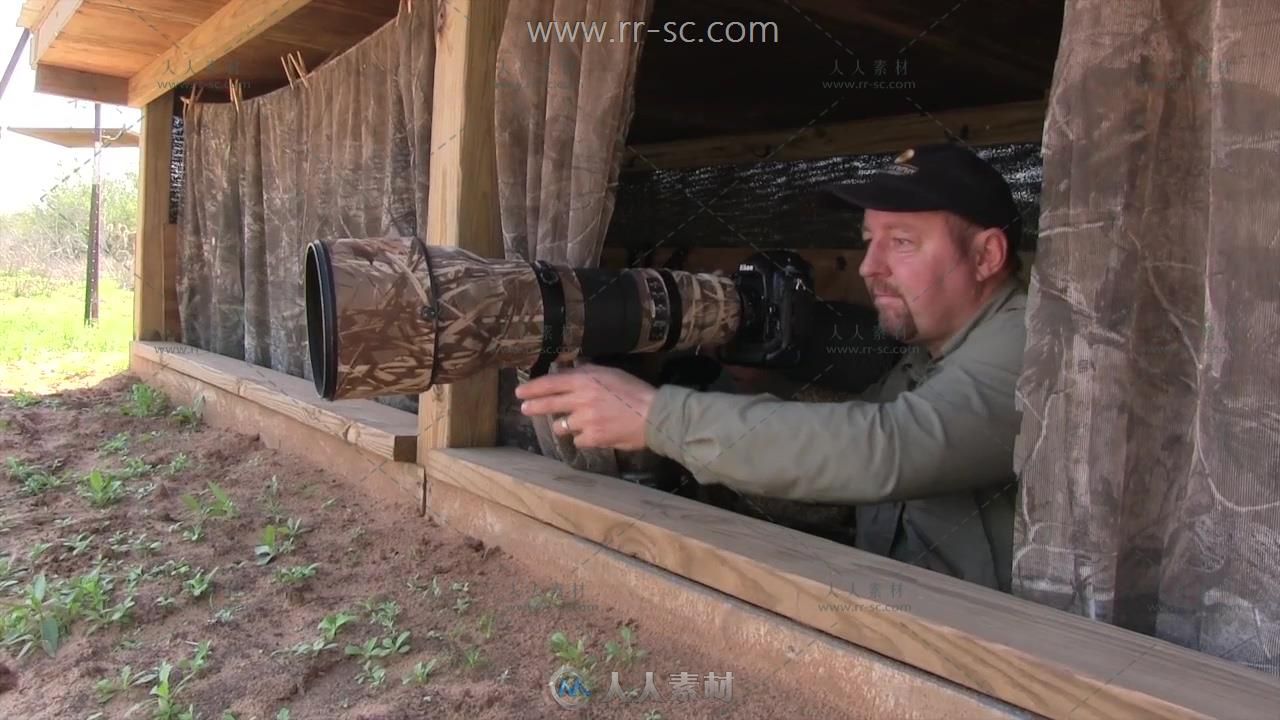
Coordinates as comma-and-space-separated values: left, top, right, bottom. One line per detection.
971, 228, 1008, 282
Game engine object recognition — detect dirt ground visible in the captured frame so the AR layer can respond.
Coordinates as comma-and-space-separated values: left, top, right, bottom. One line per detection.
0, 373, 840, 720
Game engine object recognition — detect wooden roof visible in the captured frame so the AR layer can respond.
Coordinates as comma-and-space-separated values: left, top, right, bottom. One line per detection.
5, 125, 139, 147
16, 1, 1064, 144
16, 0, 401, 107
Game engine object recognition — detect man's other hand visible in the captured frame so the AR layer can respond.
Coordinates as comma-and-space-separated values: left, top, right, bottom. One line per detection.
516, 363, 656, 451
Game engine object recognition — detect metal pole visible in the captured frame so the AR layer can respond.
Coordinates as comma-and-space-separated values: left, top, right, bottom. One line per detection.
85, 102, 103, 325
0, 29, 30, 105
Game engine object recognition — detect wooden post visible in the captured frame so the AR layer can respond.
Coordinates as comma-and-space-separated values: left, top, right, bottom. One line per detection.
84, 102, 101, 326
418, 0, 509, 452
134, 92, 174, 341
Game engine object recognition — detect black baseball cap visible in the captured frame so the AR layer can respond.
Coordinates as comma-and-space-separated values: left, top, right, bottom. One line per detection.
823, 143, 1022, 248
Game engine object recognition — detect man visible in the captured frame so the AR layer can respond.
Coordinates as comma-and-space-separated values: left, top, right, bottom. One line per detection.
517, 143, 1028, 591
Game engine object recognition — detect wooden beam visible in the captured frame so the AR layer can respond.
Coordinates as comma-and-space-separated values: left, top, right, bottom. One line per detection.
134, 92, 172, 342
30, 0, 84, 63
623, 100, 1046, 172
133, 342, 420, 463
32, 64, 128, 105
126, 0, 317, 107
427, 478, 1031, 719
418, 0, 509, 451
131, 348, 425, 513
425, 447, 1280, 720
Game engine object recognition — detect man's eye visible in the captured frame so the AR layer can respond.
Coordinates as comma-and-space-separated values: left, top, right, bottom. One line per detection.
893, 236, 912, 246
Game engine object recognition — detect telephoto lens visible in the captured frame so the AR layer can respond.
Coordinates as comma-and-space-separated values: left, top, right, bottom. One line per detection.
304, 236, 744, 400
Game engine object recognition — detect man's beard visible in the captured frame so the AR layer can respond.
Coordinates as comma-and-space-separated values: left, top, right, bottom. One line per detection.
871, 287, 918, 343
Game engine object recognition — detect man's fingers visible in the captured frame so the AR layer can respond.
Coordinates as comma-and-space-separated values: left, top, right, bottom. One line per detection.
520, 394, 578, 417
515, 366, 596, 400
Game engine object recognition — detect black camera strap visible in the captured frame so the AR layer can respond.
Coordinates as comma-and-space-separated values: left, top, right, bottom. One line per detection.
529, 261, 566, 379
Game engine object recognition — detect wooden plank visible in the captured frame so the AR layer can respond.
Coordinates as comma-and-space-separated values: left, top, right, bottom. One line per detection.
134, 92, 172, 341
418, 0, 508, 451
32, 63, 128, 104
6, 126, 138, 148
132, 341, 418, 462
127, 0, 318, 107
132, 352, 425, 513
623, 101, 1047, 172
423, 447, 1280, 720
426, 478, 1034, 719
31, 0, 84, 62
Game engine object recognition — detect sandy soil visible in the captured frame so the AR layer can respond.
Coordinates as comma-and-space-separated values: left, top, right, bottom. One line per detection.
0, 373, 839, 720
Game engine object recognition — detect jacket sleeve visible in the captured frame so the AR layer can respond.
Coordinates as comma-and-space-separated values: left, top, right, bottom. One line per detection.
643, 352, 1022, 504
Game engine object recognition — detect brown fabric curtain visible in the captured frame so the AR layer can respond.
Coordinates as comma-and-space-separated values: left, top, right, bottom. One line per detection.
495, 0, 654, 473
178, 6, 435, 414
1014, 0, 1280, 675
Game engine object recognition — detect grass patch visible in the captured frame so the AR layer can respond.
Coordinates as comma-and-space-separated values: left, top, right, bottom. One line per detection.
0, 273, 131, 391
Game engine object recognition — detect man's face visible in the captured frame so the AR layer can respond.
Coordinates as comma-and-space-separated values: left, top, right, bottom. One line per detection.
858, 209, 979, 351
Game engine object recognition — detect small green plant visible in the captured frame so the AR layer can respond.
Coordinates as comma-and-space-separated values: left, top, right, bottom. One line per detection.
118, 456, 154, 480
155, 595, 177, 610
643, 711, 664, 720
274, 563, 319, 586
11, 390, 41, 408
461, 646, 486, 671
210, 606, 237, 625
165, 453, 191, 475
62, 532, 95, 556
549, 631, 597, 679
344, 631, 411, 662
6, 457, 64, 495
94, 664, 148, 704
254, 524, 296, 565
131, 660, 190, 720
184, 568, 218, 599
0, 555, 26, 593
452, 595, 472, 615
181, 523, 205, 543
172, 397, 204, 428
100, 432, 130, 455
605, 624, 648, 668
528, 587, 565, 610
355, 660, 388, 690
477, 613, 496, 641
79, 469, 126, 508
368, 600, 400, 630
183, 640, 212, 678
27, 541, 52, 563
275, 709, 291, 720
122, 383, 167, 417
318, 611, 356, 641
1, 573, 69, 658
402, 657, 442, 686
291, 636, 335, 656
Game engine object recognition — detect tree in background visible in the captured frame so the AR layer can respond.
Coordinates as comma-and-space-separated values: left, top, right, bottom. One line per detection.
0, 171, 139, 288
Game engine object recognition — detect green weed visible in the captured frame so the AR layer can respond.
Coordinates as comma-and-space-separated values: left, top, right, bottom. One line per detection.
402, 657, 443, 686
79, 469, 125, 507
171, 397, 204, 428
5, 457, 65, 495
122, 383, 167, 417
100, 432, 130, 455
604, 624, 648, 668
274, 563, 319, 586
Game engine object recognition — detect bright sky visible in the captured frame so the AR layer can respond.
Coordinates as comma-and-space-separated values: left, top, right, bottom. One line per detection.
0, 0, 141, 214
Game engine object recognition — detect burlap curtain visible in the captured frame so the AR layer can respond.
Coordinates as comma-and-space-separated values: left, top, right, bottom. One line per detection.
1014, 0, 1280, 675
179, 5, 435, 414
495, 0, 654, 473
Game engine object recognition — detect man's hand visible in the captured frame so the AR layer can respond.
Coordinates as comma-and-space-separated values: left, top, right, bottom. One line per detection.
515, 363, 656, 451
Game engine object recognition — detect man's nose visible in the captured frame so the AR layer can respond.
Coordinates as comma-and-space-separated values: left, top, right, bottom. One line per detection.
859, 241, 886, 279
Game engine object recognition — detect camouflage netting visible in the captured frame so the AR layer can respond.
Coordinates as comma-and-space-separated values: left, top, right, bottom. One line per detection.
1014, 0, 1280, 675
177, 5, 435, 412
494, 0, 656, 474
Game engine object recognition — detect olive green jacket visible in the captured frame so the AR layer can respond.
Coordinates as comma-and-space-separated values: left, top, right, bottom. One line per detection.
645, 277, 1027, 591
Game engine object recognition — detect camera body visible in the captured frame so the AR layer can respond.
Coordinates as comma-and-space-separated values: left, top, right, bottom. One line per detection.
719, 250, 815, 368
